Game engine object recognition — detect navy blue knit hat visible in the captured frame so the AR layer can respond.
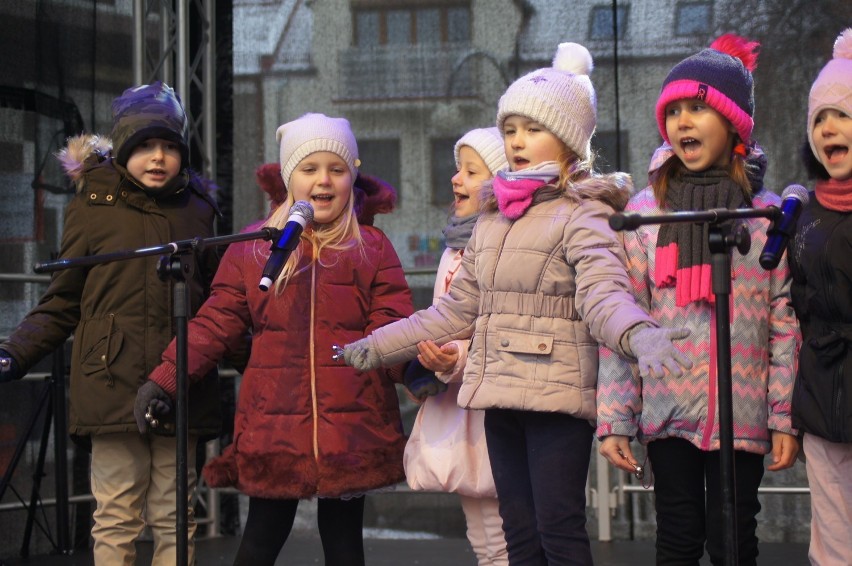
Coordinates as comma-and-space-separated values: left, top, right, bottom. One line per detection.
110, 81, 190, 168
655, 34, 759, 144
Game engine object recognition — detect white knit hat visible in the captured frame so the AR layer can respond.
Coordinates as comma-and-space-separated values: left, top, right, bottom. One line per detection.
276, 113, 360, 186
454, 127, 508, 176
496, 43, 596, 160
807, 28, 852, 162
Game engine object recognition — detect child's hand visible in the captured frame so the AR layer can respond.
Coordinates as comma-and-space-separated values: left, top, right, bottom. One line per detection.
403, 358, 448, 401
599, 435, 640, 475
766, 430, 799, 471
133, 380, 172, 434
342, 336, 381, 371
416, 340, 459, 373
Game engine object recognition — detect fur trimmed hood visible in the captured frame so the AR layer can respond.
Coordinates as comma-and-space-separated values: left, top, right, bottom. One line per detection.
56, 134, 112, 190
483, 170, 634, 214
55, 133, 218, 203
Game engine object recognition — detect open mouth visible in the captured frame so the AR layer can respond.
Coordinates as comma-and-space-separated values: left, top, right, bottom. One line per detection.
679, 137, 701, 157
513, 157, 530, 169
146, 169, 167, 178
453, 191, 469, 204
824, 144, 849, 165
311, 193, 334, 204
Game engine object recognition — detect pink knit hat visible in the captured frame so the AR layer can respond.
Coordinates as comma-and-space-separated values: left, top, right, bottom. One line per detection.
655, 34, 760, 145
807, 28, 852, 163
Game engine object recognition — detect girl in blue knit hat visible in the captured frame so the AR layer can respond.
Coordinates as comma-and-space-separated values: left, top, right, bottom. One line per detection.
596, 35, 801, 565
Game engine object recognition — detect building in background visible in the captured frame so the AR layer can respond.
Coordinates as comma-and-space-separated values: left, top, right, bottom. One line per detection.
0, 0, 846, 555
229, 0, 840, 301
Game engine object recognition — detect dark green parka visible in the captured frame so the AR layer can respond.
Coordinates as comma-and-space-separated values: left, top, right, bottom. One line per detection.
2, 83, 221, 438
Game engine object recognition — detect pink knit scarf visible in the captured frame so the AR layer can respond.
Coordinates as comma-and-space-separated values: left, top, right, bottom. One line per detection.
491, 163, 561, 219
814, 178, 852, 212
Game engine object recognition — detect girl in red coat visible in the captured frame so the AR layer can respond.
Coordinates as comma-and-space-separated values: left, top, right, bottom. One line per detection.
142, 113, 414, 565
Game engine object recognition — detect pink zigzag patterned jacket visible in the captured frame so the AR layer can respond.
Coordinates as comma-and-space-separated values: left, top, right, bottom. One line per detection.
596, 186, 801, 454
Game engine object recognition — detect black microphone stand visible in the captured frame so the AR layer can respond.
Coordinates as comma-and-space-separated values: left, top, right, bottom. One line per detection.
33, 227, 281, 566
610, 206, 779, 566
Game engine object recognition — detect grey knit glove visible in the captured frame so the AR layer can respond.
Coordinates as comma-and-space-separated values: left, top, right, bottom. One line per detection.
342, 336, 381, 371
627, 326, 692, 379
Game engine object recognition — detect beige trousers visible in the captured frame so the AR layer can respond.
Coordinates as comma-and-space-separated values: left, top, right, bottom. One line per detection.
90, 432, 198, 566
804, 433, 852, 566
460, 495, 509, 566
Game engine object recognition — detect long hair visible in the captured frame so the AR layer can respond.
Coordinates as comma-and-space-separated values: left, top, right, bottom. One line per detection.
261, 181, 363, 293
650, 143, 753, 206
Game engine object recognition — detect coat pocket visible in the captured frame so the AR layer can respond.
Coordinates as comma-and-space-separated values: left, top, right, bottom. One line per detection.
494, 328, 553, 355
80, 315, 125, 376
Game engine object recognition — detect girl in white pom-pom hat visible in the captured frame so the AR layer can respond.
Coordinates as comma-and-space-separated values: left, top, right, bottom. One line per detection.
341, 43, 691, 564
787, 28, 852, 566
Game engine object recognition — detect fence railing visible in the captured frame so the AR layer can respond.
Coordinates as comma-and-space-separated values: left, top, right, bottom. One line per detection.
0, 268, 812, 545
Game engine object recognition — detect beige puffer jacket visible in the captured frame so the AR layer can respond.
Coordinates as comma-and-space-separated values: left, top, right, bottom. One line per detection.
371, 175, 656, 421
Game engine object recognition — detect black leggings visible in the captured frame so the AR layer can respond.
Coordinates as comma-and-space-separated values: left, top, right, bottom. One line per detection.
233, 496, 366, 566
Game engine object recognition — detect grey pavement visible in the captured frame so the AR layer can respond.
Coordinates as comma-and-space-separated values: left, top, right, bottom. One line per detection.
1, 533, 810, 565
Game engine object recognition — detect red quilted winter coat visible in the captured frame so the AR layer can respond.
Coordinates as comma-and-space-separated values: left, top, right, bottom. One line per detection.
149, 221, 414, 498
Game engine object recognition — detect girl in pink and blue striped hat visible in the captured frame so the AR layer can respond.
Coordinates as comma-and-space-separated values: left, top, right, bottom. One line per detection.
597, 34, 801, 565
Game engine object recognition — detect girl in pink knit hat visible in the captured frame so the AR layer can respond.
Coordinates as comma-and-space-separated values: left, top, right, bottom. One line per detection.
596, 34, 801, 565
786, 27, 852, 566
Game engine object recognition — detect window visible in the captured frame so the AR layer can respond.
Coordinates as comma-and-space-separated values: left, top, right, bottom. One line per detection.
353, 2, 471, 47
357, 139, 402, 202
430, 137, 458, 206
354, 11, 380, 47
675, 2, 712, 36
589, 4, 628, 40
591, 130, 629, 174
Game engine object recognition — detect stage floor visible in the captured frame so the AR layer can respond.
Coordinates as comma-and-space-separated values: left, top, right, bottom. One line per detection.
3, 532, 809, 565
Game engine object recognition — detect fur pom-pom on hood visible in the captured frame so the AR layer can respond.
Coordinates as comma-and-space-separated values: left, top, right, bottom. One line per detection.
56, 134, 112, 187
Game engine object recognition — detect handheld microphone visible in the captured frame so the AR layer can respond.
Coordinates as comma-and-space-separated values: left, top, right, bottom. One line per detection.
759, 185, 809, 270
259, 200, 314, 291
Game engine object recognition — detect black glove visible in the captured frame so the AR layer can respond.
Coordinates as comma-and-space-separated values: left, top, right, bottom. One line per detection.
0, 349, 22, 383
133, 380, 173, 434
403, 358, 448, 401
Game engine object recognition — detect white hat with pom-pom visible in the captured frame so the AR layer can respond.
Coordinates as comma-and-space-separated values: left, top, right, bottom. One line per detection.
496, 42, 596, 160
808, 28, 852, 162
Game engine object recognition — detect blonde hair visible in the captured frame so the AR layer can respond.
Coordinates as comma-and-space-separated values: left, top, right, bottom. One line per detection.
262, 184, 362, 293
